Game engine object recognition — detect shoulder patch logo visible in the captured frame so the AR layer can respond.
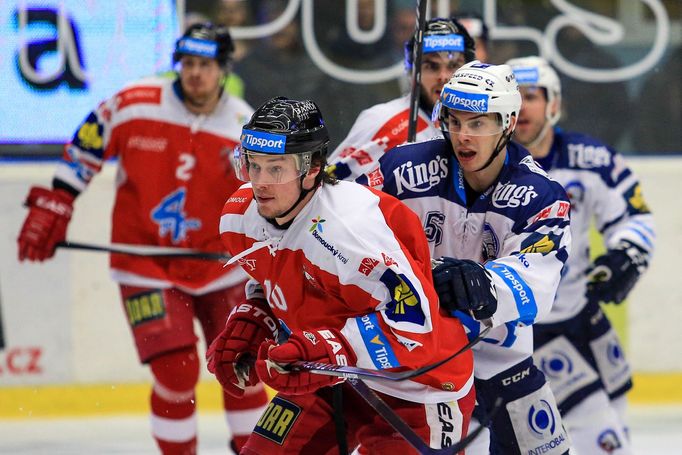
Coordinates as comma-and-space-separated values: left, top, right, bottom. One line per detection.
625, 183, 651, 215
380, 270, 425, 325
520, 232, 563, 255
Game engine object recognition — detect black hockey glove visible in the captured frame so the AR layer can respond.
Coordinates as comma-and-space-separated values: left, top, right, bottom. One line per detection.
432, 257, 498, 321
586, 240, 648, 305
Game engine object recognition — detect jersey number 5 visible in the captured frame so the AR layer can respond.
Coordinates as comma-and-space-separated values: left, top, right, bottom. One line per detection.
424, 211, 445, 245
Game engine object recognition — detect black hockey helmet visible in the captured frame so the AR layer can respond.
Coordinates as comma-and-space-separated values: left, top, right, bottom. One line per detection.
234, 97, 330, 184
173, 22, 234, 68
404, 17, 476, 70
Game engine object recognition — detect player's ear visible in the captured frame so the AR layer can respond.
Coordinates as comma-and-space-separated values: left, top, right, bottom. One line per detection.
302, 164, 321, 190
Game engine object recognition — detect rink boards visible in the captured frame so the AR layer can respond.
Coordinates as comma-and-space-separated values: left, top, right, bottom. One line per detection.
1, 158, 681, 417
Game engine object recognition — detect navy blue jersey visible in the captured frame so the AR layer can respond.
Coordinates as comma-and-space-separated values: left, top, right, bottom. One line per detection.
360, 139, 572, 379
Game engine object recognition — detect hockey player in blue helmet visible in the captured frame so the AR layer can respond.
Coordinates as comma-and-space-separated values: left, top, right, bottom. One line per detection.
327, 17, 476, 181
354, 61, 574, 454
509, 55, 655, 455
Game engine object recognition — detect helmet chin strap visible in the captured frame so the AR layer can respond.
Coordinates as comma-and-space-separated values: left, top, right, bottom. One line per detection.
474, 129, 513, 172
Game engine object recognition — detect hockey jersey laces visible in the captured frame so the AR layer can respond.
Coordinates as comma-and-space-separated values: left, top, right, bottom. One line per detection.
224, 236, 281, 267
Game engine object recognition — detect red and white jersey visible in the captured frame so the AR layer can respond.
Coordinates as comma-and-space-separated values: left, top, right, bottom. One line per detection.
219, 181, 474, 403
54, 76, 253, 293
327, 96, 441, 182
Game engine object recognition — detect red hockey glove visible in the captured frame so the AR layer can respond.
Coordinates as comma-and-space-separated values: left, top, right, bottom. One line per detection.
17, 186, 75, 262
255, 328, 357, 395
206, 298, 280, 397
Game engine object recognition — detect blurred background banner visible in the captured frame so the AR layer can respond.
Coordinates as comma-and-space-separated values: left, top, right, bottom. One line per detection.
1, 0, 679, 156
0, 0, 179, 154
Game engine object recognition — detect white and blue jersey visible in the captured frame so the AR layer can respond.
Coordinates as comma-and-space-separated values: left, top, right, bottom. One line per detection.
533, 129, 655, 324
360, 139, 572, 379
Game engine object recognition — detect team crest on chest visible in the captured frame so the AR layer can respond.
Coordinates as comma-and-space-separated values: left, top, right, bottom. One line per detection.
482, 222, 500, 261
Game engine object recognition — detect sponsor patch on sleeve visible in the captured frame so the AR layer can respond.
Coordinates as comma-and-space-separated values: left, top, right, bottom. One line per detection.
527, 200, 570, 225
75, 120, 103, 151
380, 270, 426, 325
486, 262, 537, 325
355, 313, 400, 369
519, 232, 563, 255
624, 183, 651, 215
253, 396, 301, 445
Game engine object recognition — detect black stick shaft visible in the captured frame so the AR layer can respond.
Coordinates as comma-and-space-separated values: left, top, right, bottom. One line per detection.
57, 241, 232, 261
407, 0, 429, 143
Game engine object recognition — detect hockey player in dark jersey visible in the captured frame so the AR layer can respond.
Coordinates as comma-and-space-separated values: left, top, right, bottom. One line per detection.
356, 61, 573, 454
508, 55, 655, 455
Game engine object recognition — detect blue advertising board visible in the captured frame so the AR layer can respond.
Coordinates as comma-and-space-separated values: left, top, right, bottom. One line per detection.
0, 1, 178, 150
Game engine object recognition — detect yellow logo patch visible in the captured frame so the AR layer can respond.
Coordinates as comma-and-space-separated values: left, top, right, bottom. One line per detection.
124, 290, 165, 326
393, 277, 419, 314
77, 122, 103, 149
253, 397, 301, 445
520, 235, 555, 254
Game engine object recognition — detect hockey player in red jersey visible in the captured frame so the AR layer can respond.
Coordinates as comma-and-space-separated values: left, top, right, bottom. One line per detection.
208, 96, 476, 454
327, 17, 476, 182
16, 23, 269, 454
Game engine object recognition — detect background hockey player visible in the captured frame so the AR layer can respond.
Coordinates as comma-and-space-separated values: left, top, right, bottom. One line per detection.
208, 96, 476, 454
327, 17, 476, 182
16, 23, 269, 454
356, 61, 573, 454
507, 55, 656, 454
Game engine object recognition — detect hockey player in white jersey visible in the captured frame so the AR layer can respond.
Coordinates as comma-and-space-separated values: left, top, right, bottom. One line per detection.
327, 17, 476, 182
508, 55, 655, 454
357, 61, 573, 454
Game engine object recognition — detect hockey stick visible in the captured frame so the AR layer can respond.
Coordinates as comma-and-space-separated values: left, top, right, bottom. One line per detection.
56, 240, 232, 261
346, 377, 499, 454
289, 324, 491, 381
406, 0, 428, 143
0, 277, 6, 350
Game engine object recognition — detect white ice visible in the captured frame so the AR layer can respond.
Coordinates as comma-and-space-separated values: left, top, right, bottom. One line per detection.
0, 404, 681, 454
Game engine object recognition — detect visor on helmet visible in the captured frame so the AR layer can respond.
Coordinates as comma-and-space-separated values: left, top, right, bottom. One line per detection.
233, 148, 313, 185
233, 129, 313, 184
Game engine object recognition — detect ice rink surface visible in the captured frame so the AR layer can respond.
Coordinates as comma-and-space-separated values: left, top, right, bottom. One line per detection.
0, 404, 681, 454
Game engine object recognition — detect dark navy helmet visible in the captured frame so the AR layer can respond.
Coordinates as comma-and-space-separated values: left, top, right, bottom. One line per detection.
404, 17, 476, 71
173, 22, 234, 68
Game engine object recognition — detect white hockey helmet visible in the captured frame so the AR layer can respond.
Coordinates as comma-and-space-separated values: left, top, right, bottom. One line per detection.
436, 61, 522, 133
506, 56, 562, 125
